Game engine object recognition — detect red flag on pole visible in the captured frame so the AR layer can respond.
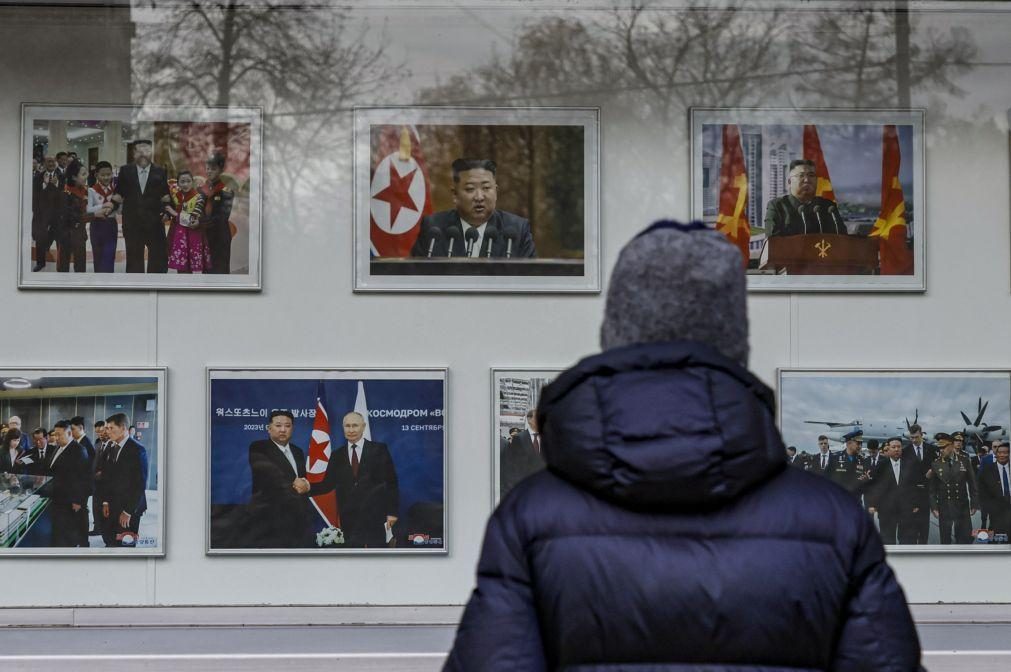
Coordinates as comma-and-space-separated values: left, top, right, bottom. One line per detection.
369, 126, 433, 257
305, 383, 339, 530
715, 124, 750, 267
802, 125, 836, 202
868, 125, 913, 275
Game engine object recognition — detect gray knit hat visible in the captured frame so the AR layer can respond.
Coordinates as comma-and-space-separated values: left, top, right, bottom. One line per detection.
599, 220, 749, 366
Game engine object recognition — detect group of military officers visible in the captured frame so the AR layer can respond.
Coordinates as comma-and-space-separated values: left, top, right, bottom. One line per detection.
787, 424, 1011, 544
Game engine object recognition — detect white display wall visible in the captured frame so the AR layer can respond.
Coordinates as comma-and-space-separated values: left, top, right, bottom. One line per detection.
0, 0, 1009, 607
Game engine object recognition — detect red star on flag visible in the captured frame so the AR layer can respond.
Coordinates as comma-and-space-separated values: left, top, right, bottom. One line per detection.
374, 163, 418, 227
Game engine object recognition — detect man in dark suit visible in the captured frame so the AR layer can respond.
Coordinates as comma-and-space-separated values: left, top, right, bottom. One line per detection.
500, 409, 545, 498
763, 159, 847, 237
977, 442, 1011, 538
902, 423, 936, 544
90, 420, 109, 536
32, 155, 64, 271
42, 421, 90, 547
26, 428, 51, 476
201, 153, 236, 274
305, 411, 399, 548
410, 158, 536, 259
247, 409, 311, 548
867, 437, 923, 545
100, 413, 149, 547
111, 139, 170, 273
69, 416, 96, 540
807, 435, 836, 476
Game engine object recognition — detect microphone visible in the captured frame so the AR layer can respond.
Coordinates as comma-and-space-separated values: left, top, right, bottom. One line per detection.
481, 225, 500, 258
830, 208, 845, 234
813, 204, 824, 232
501, 223, 519, 259
799, 206, 809, 234
445, 226, 464, 258
423, 227, 444, 258
464, 227, 480, 257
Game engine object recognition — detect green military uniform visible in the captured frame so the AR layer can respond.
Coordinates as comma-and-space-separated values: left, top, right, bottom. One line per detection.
930, 452, 978, 544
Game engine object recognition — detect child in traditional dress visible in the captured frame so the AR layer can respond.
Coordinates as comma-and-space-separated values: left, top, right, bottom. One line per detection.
87, 161, 119, 272
165, 170, 211, 274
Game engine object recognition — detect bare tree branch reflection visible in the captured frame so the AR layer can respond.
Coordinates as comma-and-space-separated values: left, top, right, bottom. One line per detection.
132, 1, 403, 224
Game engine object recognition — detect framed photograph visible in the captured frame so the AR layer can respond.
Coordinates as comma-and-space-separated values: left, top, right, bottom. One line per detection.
691, 108, 925, 291
492, 368, 561, 504
0, 367, 166, 556
353, 106, 600, 293
207, 368, 447, 554
778, 368, 1011, 551
20, 103, 262, 290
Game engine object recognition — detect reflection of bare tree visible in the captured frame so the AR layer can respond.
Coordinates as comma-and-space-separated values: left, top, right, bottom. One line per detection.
420, 3, 977, 122
132, 1, 402, 222
790, 7, 976, 107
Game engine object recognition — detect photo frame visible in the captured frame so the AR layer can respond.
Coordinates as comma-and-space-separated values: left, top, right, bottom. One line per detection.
691, 108, 926, 292
778, 368, 1011, 551
491, 368, 561, 504
353, 106, 600, 293
207, 368, 447, 554
0, 367, 166, 556
19, 103, 263, 290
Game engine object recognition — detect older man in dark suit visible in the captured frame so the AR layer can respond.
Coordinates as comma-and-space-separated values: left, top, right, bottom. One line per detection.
305, 411, 398, 548
248, 410, 311, 548
978, 442, 1011, 538
111, 139, 170, 273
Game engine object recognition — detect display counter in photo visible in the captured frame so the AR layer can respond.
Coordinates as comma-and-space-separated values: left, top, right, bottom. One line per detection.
493, 369, 560, 503
19, 104, 262, 290
208, 369, 446, 554
691, 108, 925, 291
779, 369, 1011, 550
354, 107, 600, 292
0, 368, 165, 556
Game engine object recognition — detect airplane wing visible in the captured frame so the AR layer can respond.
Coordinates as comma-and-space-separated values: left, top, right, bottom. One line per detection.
803, 420, 857, 427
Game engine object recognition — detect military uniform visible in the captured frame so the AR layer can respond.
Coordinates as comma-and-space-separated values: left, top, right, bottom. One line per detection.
829, 452, 870, 501
930, 453, 978, 544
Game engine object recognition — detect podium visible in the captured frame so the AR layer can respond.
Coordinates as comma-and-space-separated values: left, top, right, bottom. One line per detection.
760, 234, 878, 275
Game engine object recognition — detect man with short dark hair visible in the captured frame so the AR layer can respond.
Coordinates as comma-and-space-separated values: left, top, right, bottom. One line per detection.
410, 158, 535, 259
31, 155, 64, 271
27, 428, 50, 475
978, 442, 1011, 538
764, 159, 847, 237
101, 413, 149, 546
91, 420, 109, 536
867, 437, 922, 545
111, 139, 170, 273
44, 420, 90, 547
903, 423, 935, 544
930, 432, 978, 544
500, 409, 545, 497
808, 434, 835, 476
247, 410, 311, 548
69, 416, 96, 541
201, 152, 236, 274
830, 430, 871, 500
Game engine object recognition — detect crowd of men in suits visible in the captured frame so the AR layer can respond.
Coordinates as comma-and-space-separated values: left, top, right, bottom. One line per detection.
787, 424, 1011, 544
1, 413, 148, 548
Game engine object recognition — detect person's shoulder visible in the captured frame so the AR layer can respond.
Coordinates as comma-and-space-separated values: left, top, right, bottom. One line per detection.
424, 209, 458, 227
493, 209, 529, 228
249, 439, 272, 452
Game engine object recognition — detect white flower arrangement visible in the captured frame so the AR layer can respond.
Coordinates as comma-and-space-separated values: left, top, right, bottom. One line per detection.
316, 526, 345, 547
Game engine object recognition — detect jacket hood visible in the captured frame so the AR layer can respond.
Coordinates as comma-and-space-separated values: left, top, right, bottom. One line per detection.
537, 340, 785, 509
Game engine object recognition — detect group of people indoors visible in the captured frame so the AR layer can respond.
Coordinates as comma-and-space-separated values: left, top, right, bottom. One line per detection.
30, 142, 235, 275
1, 413, 148, 548
789, 424, 1010, 544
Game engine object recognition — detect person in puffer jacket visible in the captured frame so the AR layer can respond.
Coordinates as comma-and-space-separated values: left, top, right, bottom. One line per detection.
444, 220, 923, 672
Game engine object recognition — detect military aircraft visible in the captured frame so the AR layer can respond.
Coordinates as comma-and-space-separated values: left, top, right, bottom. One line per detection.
805, 398, 1007, 448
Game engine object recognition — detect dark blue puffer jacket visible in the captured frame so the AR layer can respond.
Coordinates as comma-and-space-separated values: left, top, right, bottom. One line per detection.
445, 341, 922, 671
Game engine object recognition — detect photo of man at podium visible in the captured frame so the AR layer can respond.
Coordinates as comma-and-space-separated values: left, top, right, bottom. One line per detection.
764, 160, 847, 237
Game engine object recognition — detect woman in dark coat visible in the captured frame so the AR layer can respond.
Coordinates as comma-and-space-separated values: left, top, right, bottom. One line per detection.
445, 221, 922, 672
